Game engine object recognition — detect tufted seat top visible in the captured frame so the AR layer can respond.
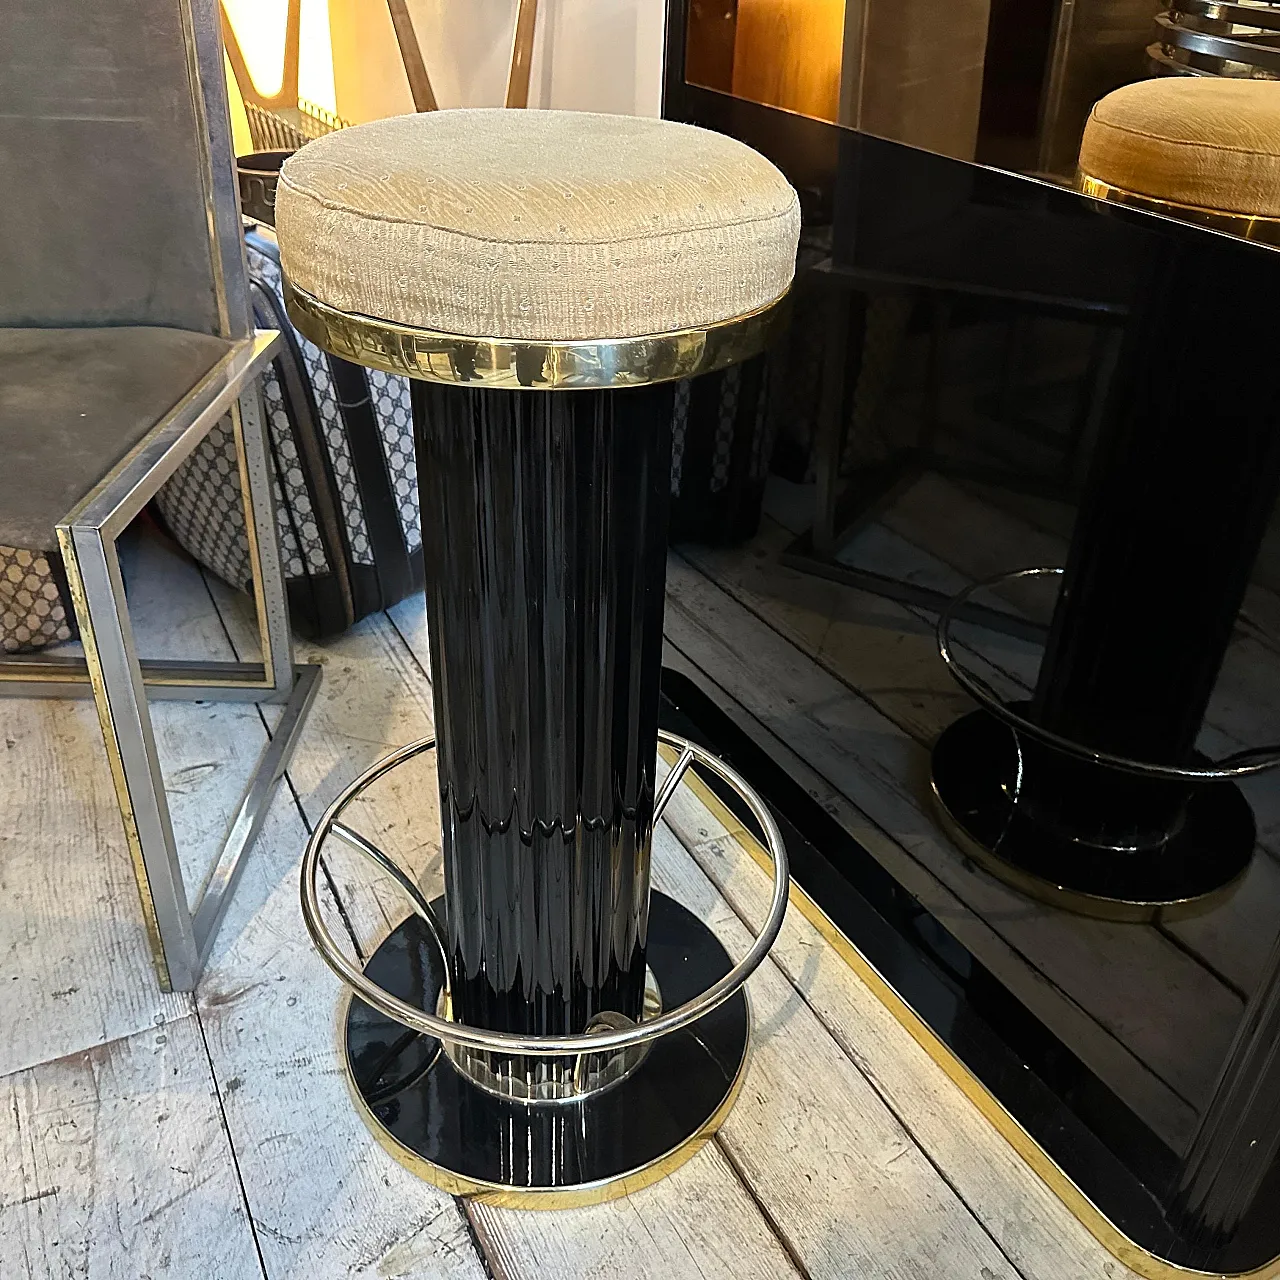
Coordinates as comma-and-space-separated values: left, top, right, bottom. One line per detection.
275, 109, 800, 344
1079, 78, 1280, 218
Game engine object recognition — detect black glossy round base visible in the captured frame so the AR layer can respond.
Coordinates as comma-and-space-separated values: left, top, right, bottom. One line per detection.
343, 891, 750, 1207
930, 710, 1255, 922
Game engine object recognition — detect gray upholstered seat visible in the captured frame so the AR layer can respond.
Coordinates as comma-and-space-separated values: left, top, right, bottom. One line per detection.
0, 327, 230, 551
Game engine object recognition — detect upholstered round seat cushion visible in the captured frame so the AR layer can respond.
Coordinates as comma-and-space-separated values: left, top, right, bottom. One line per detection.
1079, 79, 1280, 217
276, 110, 799, 344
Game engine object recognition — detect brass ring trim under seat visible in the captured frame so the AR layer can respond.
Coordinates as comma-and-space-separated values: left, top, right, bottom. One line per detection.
282, 280, 790, 389
1078, 173, 1280, 247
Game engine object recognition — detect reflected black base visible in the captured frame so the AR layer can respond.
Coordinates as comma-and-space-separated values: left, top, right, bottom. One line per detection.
930, 710, 1254, 921
660, 665, 1280, 1273
345, 891, 749, 1201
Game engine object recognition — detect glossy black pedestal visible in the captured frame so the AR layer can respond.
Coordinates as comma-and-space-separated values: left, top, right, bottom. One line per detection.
413, 379, 674, 1045
931, 709, 1256, 922
344, 891, 750, 1205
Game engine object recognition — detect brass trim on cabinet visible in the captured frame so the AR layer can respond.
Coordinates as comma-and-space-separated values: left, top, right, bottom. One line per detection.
283, 281, 790, 390
677, 767, 1280, 1280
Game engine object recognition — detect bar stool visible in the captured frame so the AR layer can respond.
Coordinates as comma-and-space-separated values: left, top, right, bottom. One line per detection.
930, 78, 1280, 920
276, 108, 799, 1202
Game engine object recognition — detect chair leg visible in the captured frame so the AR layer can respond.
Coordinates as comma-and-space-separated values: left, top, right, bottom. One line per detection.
233, 383, 295, 698
58, 524, 200, 992
43, 357, 318, 992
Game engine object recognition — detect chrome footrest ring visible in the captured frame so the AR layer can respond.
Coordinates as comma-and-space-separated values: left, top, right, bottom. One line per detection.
937, 565, 1280, 782
300, 729, 790, 1059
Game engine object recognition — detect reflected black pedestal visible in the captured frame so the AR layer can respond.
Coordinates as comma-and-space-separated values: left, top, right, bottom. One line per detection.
929, 238, 1280, 919
931, 709, 1256, 922
344, 892, 750, 1205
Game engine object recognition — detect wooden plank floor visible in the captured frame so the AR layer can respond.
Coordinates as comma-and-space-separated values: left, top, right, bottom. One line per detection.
0, 526, 1143, 1278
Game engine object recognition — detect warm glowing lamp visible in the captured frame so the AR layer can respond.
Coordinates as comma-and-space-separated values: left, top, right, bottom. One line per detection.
220, 0, 542, 152
220, 0, 343, 150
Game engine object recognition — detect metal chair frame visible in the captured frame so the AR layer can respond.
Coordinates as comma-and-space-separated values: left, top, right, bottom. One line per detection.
0, 0, 319, 993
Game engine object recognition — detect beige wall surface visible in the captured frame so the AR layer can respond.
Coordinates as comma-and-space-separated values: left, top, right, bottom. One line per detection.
329, 0, 666, 122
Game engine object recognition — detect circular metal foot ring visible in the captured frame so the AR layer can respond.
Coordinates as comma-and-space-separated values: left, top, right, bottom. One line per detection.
300, 730, 790, 1205
938, 566, 1280, 781
931, 709, 1255, 923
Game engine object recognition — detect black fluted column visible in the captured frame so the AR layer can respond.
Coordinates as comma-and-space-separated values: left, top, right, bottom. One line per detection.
413, 380, 675, 1038
1023, 241, 1280, 848
931, 234, 1280, 915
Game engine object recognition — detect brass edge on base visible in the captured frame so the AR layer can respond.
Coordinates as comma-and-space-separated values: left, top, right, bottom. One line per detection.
338, 986, 751, 1209
676, 766, 1280, 1280
1078, 173, 1280, 248
283, 280, 790, 390
927, 779, 1247, 925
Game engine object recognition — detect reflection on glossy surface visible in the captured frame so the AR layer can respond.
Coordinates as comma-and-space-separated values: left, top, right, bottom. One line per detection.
931, 708, 1256, 919
664, 23, 1280, 1274
345, 892, 750, 1204
684, 0, 1161, 174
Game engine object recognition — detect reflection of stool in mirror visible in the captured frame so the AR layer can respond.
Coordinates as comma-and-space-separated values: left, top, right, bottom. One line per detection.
276, 108, 799, 1202
931, 77, 1280, 920
1077, 77, 1280, 247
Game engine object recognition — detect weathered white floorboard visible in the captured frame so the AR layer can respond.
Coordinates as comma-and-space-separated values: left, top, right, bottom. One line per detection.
0, 1015, 265, 1280
0, 693, 191, 1079
470, 1146, 802, 1280
659, 777, 1139, 1280
0, 528, 307, 1078
196, 817, 488, 1280
122, 532, 279, 904
665, 553, 1231, 1144
210, 580, 804, 1280
171, 580, 485, 1280
0, 551, 207, 1081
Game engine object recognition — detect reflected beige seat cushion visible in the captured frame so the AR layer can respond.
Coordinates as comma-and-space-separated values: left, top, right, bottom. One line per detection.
1079, 78, 1280, 217
275, 109, 800, 343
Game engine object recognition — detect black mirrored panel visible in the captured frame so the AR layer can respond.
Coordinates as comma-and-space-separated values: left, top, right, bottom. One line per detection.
681, 0, 1273, 178
664, 6, 1280, 1273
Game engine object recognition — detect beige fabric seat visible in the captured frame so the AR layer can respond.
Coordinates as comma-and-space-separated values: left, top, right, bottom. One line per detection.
1079, 78, 1280, 219
275, 109, 800, 343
